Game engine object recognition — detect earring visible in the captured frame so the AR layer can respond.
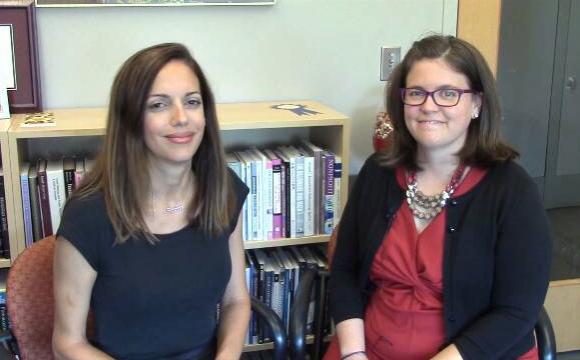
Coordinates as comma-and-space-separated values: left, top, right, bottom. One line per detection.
471, 109, 479, 119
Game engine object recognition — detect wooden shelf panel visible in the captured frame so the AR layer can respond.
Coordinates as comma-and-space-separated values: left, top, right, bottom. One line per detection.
8, 101, 348, 138
243, 235, 329, 249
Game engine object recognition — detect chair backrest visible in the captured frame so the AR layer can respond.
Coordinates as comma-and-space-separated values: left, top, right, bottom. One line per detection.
7, 235, 57, 360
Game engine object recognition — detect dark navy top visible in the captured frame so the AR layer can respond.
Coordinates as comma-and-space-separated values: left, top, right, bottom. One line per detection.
58, 170, 248, 360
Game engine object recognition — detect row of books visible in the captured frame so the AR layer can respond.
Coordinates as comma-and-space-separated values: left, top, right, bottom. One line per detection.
0, 169, 9, 259
227, 141, 342, 242
0, 288, 10, 332
20, 157, 95, 248
243, 244, 331, 345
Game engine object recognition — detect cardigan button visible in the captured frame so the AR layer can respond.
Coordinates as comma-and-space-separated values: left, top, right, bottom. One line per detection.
449, 199, 458, 206
448, 316, 456, 322
447, 226, 456, 233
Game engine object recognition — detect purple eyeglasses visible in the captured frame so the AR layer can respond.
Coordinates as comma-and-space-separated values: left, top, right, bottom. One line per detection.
400, 88, 478, 107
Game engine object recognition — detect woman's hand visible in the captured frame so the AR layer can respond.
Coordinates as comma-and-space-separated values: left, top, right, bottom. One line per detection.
430, 344, 463, 360
336, 318, 367, 360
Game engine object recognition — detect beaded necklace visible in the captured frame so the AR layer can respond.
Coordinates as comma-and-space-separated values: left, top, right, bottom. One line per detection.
406, 164, 466, 220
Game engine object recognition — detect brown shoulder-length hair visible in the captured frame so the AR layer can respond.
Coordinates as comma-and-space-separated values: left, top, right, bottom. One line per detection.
381, 34, 518, 170
70, 43, 235, 243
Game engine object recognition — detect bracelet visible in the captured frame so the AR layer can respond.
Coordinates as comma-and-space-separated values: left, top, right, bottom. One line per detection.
340, 350, 367, 360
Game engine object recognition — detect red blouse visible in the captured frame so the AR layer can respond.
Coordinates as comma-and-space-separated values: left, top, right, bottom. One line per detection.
324, 167, 538, 360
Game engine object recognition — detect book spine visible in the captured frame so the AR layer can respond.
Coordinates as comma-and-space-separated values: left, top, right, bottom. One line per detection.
28, 175, 43, 241
272, 160, 282, 239
38, 169, 53, 237
20, 172, 34, 248
0, 176, 9, 258
265, 158, 273, 240
289, 156, 297, 238
263, 270, 273, 343
254, 157, 264, 241
334, 158, 342, 224
303, 156, 314, 236
64, 168, 75, 199
323, 153, 335, 234
295, 156, 305, 237
240, 158, 250, 242
47, 170, 66, 233
250, 162, 259, 240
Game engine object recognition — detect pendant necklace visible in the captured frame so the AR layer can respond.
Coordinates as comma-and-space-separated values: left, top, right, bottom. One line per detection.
406, 164, 466, 220
165, 204, 185, 214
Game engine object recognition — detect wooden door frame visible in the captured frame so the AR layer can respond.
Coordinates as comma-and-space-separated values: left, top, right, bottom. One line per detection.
457, 0, 502, 76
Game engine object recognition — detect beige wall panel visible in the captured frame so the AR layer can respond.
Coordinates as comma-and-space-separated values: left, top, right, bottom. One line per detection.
457, 0, 502, 75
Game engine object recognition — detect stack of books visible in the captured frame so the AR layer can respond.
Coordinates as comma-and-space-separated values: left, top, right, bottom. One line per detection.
20, 157, 95, 247
227, 141, 342, 242
244, 244, 331, 345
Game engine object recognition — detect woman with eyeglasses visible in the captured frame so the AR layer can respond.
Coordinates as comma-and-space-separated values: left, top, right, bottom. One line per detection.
326, 35, 551, 360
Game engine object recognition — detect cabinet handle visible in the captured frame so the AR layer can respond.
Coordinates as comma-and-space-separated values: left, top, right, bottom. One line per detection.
565, 76, 576, 91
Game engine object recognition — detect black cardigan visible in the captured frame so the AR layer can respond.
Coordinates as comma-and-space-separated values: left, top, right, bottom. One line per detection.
329, 154, 552, 360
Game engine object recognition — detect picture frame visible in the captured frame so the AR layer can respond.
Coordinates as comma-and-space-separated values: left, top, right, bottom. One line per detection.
0, 82, 9, 120
36, 0, 275, 7
0, 0, 42, 113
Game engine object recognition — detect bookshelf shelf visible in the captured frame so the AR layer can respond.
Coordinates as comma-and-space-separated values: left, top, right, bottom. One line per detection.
6, 100, 350, 259
243, 235, 329, 250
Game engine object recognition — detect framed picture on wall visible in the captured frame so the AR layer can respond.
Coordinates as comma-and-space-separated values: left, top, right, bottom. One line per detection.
0, 0, 42, 113
36, 0, 275, 6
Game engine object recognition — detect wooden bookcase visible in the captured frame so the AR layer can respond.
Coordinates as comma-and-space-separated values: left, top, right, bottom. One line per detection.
0, 119, 15, 268
7, 101, 350, 257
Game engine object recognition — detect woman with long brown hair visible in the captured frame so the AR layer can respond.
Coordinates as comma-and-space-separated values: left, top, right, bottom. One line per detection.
52, 43, 249, 360
327, 35, 551, 360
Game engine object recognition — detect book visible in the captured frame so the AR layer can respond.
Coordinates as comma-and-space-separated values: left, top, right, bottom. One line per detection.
74, 158, 85, 189
334, 155, 342, 224
286, 147, 305, 237
28, 164, 43, 241
36, 159, 52, 237
20, 163, 34, 248
254, 249, 273, 343
46, 159, 67, 233
226, 153, 248, 241
322, 151, 336, 234
237, 151, 258, 241
63, 157, 76, 199
273, 149, 291, 238
0, 169, 9, 259
300, 140, 323, 234
262, 149, 283, 239
297, 146, 314, 236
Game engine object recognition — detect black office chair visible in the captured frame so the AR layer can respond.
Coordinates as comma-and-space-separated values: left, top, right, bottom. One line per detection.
289, 268, 557, 360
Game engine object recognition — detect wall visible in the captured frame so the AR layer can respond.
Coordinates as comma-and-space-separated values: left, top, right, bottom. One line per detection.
36, 0, 457, 174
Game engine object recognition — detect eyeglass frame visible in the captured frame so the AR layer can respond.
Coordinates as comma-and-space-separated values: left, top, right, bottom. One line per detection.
399, 88, 479, 107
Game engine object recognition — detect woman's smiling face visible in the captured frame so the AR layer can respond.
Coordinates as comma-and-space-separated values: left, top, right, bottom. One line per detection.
403, 58, 481, 156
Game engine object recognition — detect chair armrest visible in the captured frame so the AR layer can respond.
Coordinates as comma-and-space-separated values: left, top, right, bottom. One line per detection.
289, 268, 317, 360
535, 306, 556, 360
0, 329, 15, 359
250, 297, 286, 360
